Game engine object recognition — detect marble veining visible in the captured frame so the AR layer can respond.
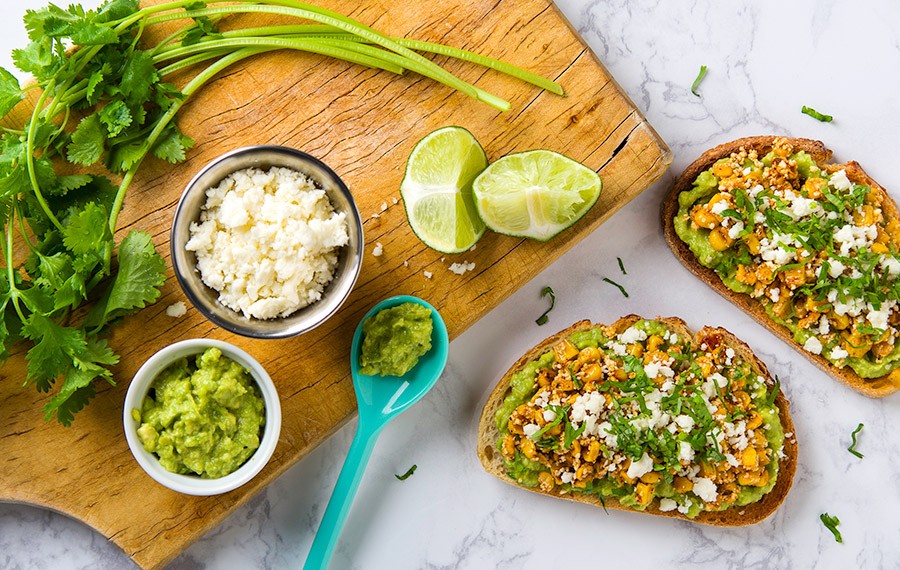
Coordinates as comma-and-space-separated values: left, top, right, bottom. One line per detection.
3, 0, 900, 568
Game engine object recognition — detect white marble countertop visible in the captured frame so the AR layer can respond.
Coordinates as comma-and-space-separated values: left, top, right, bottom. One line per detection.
3, 1, 900, 569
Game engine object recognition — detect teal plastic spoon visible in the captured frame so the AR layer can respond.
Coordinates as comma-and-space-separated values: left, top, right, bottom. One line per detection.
303, 295, 449, 570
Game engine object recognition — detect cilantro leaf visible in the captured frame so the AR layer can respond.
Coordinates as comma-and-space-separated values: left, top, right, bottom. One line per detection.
84, 230, 165, 329
152, 125, 194, 164
62, 202, 110, 256
108, 139, 146, 173
67, 115, 106, 166
119, 51, 159, 106
53, 174, 94, 196
12, 39, 55, 78
86, 68, 106, 105
99, 100, 132, 137
0, 68, 23, 119
97, 0, 140, 22
22, 313, 87, 391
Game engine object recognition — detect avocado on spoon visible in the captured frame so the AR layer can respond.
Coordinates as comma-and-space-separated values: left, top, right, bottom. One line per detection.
303, 295, 449, 570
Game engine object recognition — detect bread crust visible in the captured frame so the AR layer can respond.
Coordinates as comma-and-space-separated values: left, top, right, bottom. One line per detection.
476, 315, 797, 526
661, 136, 900, 398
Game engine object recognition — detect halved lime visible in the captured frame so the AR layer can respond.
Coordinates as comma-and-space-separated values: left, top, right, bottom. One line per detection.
472, 150, 602, 241
400, 126, 488, 253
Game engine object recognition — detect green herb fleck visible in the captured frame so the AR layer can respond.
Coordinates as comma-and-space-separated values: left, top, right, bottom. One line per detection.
802, 105, 833, 122
535, 286, 555, 325
691, 65, 708, 97
563, 416, 586, 449
847, 423, 864, 459
395, 465, 417, 481
603, 277, 629, 298
820, 513, 843, 543
529, 404, 569, 440
617, 257, 627, 275
765, 376, 781, 407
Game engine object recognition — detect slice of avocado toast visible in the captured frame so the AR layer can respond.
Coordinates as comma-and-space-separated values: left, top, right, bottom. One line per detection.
477, 316, 797, 526
663, 136, 900, 397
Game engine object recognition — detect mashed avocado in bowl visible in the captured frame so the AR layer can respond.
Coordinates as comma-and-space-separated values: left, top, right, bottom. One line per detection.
124, 339, 282, 495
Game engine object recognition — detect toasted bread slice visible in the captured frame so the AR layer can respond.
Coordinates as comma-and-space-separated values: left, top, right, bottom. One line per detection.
477, 315, 797, 526
662, 136, 900, 398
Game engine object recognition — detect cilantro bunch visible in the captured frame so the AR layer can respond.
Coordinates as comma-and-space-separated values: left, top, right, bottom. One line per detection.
0, 0, 563, 424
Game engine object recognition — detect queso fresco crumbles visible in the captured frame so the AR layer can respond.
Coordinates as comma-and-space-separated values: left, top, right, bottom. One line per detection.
674, 138, 900, 378
496, 320, 785, 518
186, 166, 349, 320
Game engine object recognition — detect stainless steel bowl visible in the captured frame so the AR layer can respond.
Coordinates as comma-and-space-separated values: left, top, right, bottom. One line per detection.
171, 146, 364, 339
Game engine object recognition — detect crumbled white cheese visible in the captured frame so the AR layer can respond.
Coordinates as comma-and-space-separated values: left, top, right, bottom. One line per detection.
165, 302, 187, 318
185, 166, 349, 320
626, 452, 654, 479
678, 441, 695, 463
828, 259, 846, 278
674, 414, 695, 431
803, 336, 823, 355
691, 477, 718, 503
619, 326, 648, 344
608, 342, 627, 356
659, 498, 678, 512
710, 201, 729, 215
372, 242, 383, 257
392, 197, 399, 205
727, 221, 745, 240
867, 301, 895, 330
560, 471, 575, 484
448, 261, 476, 275
830, 346, 849, 360
522, 424, 540, 438
829, 169, 853, 191
423, 271, 433, 279
818, 315, 831, 335
380, 202, 388, 212
542, 409, 557, 422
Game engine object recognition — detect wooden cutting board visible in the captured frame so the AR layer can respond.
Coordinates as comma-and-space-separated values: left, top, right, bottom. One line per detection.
0, 1, 670, 568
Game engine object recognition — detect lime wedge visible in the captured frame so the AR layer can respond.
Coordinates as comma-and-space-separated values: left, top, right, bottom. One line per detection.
472, 150, 602, 241
400, 126, 488, 253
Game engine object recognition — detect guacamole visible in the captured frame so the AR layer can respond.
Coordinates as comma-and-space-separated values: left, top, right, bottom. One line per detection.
134, 347, 265, 479
674, 138, 900, 379
359, 303, 433, 376
496, 319, 784, 518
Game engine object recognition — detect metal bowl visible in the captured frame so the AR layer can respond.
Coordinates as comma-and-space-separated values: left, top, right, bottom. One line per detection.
170, 146, 364, 339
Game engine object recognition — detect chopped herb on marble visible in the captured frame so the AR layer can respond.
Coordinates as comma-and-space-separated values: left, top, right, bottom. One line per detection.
820, 513, 843, 543
395, 465, 418, 480
847, 423, 864, 458
617, 257, 627, 275
691, 65, 708, 97
801, 105, 833, 122
535, 286, 556, 325
603, 277, 629, 298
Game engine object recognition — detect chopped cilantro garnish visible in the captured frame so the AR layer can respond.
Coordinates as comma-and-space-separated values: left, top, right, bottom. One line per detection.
563, 416, 586, 449
691, 65, 708, 97
802, 105, 833, 122
529, 404, 569, 440
602, 277, 629, 298
395, 465, 417, 480
820, 513, 843, 543
535, 286, 555, 326
617, 257, 627, 275
847, 423, 864, 459
765, 376, 781, 407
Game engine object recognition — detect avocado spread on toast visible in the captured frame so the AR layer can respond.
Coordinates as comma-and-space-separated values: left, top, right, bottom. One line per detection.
674, 138, 900, 378
494, 319, 784, 518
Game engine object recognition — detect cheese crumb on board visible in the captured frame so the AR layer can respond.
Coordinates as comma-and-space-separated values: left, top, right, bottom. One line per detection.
166, 302, 187, 318
372, 242, 383, 257
423, 271, 433, 279
448, 261, 475, 275
186, 166, 349, 320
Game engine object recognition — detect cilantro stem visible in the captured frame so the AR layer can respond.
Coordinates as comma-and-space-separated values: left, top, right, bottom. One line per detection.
25, 81, 63, 232
108, 48, 262, 231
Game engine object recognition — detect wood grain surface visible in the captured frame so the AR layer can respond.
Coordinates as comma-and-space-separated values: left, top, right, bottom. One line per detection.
0, 1, 671, 568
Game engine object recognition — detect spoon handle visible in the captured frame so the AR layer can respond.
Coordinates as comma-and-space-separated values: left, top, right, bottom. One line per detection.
304, 422, 382, 570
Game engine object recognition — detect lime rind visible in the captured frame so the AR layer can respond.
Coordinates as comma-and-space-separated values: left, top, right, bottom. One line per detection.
400, 126, 488, 254
472, 149, 602, 241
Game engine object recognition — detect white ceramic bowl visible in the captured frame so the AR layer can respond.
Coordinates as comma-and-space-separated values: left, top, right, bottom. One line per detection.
123, 339, 281, 495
